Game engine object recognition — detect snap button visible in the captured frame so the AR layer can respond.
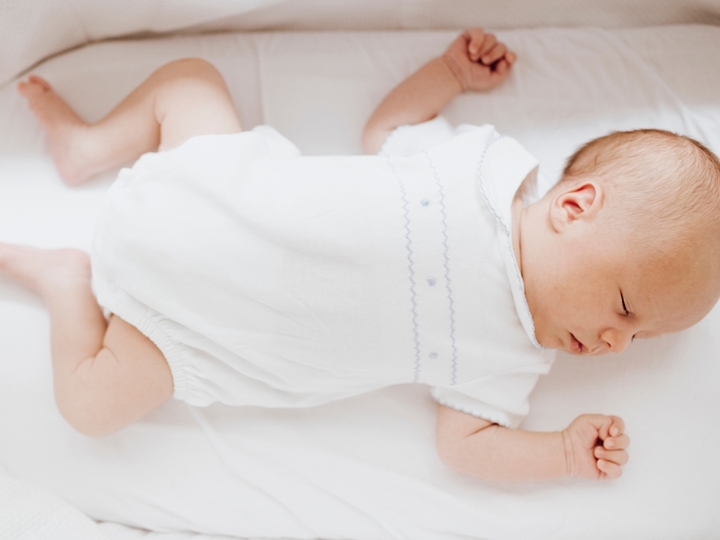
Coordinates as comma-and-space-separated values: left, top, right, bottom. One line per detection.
427, 277, 436, 286
429, 352, 438, 359
420, 198, 429, 206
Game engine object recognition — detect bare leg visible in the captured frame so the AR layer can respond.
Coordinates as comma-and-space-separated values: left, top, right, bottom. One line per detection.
0, 245, 105, 368
0, 243, 173, 436
2, 59, 245, 434
17, 58, 242, 185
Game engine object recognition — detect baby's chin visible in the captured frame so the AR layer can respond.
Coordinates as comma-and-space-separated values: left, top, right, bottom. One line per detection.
534, 328, 578, 354
530, 323, 555, 348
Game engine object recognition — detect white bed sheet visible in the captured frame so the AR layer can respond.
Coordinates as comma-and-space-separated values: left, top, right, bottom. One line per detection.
1, 26, 720, 540
3, 0, 718, 88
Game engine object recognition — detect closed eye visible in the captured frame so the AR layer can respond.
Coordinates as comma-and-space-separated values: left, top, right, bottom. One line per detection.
620, 292, 629, 316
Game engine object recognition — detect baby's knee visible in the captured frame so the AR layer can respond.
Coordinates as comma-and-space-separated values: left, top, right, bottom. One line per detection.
153, 58, 231, 106
158, 58, 224, 85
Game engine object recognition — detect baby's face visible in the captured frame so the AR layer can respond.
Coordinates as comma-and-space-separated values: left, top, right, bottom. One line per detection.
525, 229, 716, 356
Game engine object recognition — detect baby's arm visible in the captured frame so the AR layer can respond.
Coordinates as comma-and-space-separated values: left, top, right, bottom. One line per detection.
362, 28, 516, 154
436, 405, 630, 482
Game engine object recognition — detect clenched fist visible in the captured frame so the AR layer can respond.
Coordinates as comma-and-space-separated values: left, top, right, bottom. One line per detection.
562, 414, 630, 480
442, 28, 517, 92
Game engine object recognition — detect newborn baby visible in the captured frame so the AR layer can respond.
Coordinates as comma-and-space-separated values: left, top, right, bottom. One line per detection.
3, 28, 720, 483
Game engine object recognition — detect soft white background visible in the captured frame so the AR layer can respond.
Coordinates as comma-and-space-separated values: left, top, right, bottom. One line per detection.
1, 2, 720, 540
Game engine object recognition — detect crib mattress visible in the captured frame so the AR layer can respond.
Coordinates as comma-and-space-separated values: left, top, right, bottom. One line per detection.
1, 25, 720, 540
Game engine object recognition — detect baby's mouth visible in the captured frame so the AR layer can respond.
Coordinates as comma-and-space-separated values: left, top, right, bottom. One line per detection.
569, 333, 585, 354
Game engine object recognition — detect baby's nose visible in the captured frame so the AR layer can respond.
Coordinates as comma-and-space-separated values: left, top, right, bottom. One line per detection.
588, 341, 611, 355
602, 328, 632, 353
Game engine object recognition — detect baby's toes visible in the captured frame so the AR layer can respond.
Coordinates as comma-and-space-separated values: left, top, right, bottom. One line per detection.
28, 75, 52, 91
18, 81, 43, 100
17, 80, 32, 97
17, 76, 51, 99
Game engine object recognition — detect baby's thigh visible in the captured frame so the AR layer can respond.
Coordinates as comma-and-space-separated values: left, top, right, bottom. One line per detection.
154, 58, 243, 151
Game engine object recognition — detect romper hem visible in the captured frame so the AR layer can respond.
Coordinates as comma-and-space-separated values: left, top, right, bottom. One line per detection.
94, 282, 191, 404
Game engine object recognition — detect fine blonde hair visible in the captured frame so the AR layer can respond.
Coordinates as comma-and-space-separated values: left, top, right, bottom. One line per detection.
555, 129, 720, 248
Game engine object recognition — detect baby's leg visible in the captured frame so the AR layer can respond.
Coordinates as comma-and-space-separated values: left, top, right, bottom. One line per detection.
0, 243, 173, 435
18, 58, 242, 185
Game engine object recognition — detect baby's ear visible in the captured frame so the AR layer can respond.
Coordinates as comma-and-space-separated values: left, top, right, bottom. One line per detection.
549, 181, 603, 233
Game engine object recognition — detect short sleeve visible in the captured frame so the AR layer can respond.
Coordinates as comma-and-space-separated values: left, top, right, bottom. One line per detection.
378, 116, 457, 157
431, 353, 555, 429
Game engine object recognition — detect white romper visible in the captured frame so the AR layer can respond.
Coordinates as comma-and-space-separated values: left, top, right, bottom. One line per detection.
91, 118, 557, 429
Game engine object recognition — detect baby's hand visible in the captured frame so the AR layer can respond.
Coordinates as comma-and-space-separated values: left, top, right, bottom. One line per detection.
562, 414, 630, 480
442, 28, 516, 92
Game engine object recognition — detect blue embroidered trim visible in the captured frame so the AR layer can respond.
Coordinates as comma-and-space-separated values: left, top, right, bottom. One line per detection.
386, 156, 422, 381
423, 151, 459, 385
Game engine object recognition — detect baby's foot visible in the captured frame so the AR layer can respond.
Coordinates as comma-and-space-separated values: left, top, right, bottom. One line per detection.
17, 76, 94, 185
0, 242, 91, 298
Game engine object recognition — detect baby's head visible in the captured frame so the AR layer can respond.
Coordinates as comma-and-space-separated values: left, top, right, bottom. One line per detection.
520, 129, 720, 355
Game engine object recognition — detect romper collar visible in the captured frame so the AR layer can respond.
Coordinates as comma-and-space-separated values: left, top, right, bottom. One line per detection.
477, 133, 544, 349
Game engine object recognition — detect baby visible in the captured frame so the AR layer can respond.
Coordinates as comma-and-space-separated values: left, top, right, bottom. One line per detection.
3, 29, 720, 484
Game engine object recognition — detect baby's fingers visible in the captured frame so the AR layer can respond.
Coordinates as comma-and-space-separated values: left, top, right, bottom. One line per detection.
476, 33, 497, 61
608, 416, 625, 437
481, 43, 507, 66
487, 59, 511, 85
465, 28, 486, 60
494, 59, 509, 76
597, 458, 624, 480
603, 433, 630, 450
594, 446, 629, 466
597, 415, 625, 441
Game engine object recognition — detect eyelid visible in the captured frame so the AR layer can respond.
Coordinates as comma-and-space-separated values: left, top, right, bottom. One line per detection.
621, 292, 629, 316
